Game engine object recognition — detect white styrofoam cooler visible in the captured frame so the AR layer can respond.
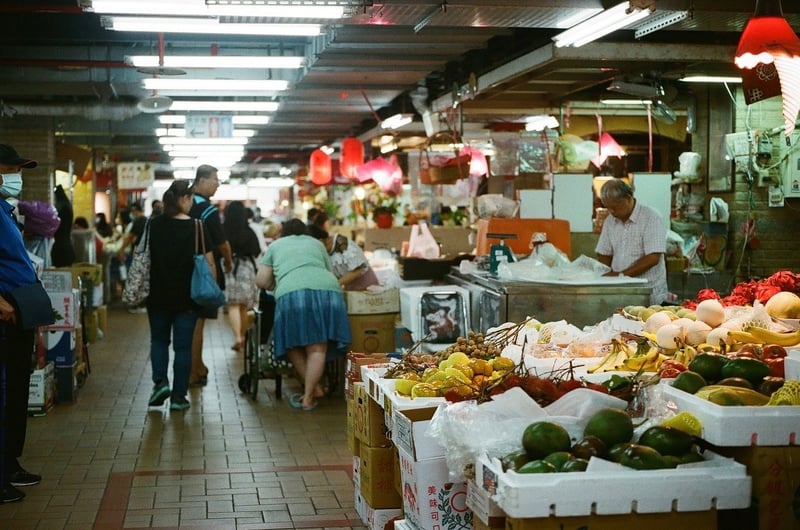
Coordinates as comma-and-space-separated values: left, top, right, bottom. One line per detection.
662, 383, 800, 446
477, 451, 751, 518
399, 285, 470, 341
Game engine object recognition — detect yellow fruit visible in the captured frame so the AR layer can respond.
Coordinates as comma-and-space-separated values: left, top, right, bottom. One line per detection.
490, 356, 515, 371
764, 291, 800, 319
444, 367, 472, 384
398, 372, 421, 381
469, 358, 493, 376
660, 412, 703, 437
421, 367, 441, 382
410, 383, 438, 398
394, 379, 419, 396
447, 351, 470, 366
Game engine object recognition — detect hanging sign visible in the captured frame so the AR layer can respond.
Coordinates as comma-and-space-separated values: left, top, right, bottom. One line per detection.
741, 63, 782, 105
185, 115, 233, 138
117, 162, 155, 190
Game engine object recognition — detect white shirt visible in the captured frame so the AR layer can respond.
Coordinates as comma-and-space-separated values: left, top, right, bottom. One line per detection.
596, 200, 668, 304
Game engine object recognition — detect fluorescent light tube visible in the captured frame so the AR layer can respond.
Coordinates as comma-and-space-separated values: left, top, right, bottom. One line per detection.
381, 113, 413, 129
159, 136, 248, 145
680, 76, 743, 84
168, 101, 279, 112
103, 16, 322, 36
155, 128, 255, 137
126, 55, 305, 69
89, 0, 344, 18
143, 78, 289, 92
158, 115, 186, 125
600, 98, 652, 105
553, 2, 653, 48
524, 115, 559, 132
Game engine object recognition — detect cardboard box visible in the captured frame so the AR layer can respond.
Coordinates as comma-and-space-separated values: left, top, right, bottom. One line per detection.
43, 326, 79, 366
392, 407, 445, 461
55, 362, 78, 402
28, 362, 55, 415
354, 382, 392, 448
363, 504, 403, 530
347, 395, 357, 454
467, 479, 504, 526
472, 518, 504, 530
349, 313, 397, 354
346, 352, 389, 398
347, 289, 400, 315
46, 288, 80, 330
41, 269, 74, 294
360, 442, 402, 509
397, 449, 471, 530
714, 445, 800, 530
84, 310, 99, 343
505, 511, 717, 530
60, 263, 103, 289
353, 456, 361, 491
96, 304, 108, 336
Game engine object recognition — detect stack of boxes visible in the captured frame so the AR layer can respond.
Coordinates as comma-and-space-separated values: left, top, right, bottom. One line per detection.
346, 289, 400, 354
36, 269, 84, 405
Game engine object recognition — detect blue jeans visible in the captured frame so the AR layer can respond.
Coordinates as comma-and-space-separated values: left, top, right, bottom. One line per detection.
147, 307, 198, 399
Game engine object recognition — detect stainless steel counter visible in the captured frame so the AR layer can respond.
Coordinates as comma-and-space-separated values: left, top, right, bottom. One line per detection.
446, 269, 652, 330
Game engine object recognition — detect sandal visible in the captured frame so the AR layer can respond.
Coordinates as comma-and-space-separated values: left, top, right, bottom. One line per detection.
289, 393, 319, 411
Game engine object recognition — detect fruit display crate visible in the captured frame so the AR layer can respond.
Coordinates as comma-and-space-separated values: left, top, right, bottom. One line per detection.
786, 348, 800, 380
662, 384, 800, 446
476, 451, 751, 518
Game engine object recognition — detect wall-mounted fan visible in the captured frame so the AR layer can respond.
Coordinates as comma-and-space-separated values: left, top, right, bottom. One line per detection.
607, 74, 678, 124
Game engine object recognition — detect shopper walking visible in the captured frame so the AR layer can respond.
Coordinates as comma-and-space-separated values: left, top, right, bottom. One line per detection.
256, 218, 350, 411
0, 144, 45, 503
188, 165, 233, 386
222, 201, 261, 352
146, 180, 215, 411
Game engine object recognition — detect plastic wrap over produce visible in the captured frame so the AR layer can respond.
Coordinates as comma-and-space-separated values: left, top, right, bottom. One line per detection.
427, 387, 627, 481
497, 249, 611, 282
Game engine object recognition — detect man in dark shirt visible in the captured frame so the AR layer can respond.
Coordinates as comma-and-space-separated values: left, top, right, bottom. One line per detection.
188, 165, 232, 385
0, 144, 44, 503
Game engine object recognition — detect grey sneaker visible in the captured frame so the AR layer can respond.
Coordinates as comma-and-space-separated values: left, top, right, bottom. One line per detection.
148, 381, 170, 407
169, 396, 190, 411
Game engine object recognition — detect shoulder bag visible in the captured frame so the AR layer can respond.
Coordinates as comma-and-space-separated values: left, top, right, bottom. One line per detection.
122, 218, 151, 307
191, 220, 226, 309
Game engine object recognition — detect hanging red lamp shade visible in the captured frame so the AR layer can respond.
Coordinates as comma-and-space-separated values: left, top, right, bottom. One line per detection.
356, 157, 402, 194
460, 146, 488, 177
734, 0, 800, 135
340, 137, 364, 180
309, 149, 332, 185
591, 132, 625, 168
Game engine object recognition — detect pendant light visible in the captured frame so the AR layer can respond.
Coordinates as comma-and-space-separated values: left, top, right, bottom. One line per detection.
735, 0, 800, 135
309, 149, 332, 186
340, 137, 364, 180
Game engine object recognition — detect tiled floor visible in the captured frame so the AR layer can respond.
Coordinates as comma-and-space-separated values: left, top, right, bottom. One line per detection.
2, 306, 363, 530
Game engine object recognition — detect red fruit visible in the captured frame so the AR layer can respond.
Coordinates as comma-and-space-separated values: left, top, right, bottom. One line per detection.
558, 379, 583, 393
761, 344, 787, 360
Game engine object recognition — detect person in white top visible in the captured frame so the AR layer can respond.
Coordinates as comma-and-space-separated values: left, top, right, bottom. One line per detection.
595, 178, 668, 305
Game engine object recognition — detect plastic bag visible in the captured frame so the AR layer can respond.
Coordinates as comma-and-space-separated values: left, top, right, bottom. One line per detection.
17, 200, 61, 238
406, 220, 440, 259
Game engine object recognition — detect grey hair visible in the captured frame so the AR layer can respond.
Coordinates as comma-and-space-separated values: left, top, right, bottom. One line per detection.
600, 179, 634, 202
194, 164, 218, 183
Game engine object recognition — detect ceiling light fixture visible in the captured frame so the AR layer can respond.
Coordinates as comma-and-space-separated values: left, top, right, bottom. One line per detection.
599, 98, 651, 105
524, 115, 559, 132
734, 0, 800, 135
143, 78, 289, 92
634, 10, 689, 39
126, 55, 305, 69
380, 113, 413, 130
103, 16, 322, 36
679, 75, 743, 83
159, 136, 249, 145
168, 101, 279, 112
88, 0, 345, 19
553, 1, 654, 48
156, 127, 255, 137
413, 4, 443, 34
160, 114, 272, 125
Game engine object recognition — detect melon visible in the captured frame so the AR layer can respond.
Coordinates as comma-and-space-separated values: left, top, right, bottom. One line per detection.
695, 299, 726, 328
764, 291, 800, 319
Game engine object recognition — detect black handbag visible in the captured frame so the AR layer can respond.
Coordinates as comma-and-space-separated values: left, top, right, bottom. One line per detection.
8, 282, 55, 329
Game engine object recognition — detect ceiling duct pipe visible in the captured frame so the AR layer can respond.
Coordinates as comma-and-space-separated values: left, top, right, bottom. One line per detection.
6, 102, 141, 120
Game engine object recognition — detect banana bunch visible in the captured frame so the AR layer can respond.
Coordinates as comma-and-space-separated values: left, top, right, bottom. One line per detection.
729, 326, 800, 347
674, 344, 698, 366
618, 345, 668, 372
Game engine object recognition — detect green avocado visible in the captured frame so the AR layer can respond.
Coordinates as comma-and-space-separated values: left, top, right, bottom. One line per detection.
637, 426, 695, 457
720, 358, 771, 386
619, 444, 670, 470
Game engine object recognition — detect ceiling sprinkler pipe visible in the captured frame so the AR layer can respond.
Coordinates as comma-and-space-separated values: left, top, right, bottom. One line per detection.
8, 103, 141, 120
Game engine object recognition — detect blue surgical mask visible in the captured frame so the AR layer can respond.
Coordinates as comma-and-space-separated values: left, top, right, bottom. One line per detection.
0, 172, 23, 198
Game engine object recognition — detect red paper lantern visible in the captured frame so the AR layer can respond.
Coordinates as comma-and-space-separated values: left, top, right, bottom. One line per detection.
309, 149, 332, 185
340, 137, 364, 180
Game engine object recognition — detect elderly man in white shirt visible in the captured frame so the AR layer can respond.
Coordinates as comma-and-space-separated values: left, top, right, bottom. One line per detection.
595, 178, 668, 305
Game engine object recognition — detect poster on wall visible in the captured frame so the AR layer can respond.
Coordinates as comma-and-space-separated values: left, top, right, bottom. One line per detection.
117, 163, 155, 190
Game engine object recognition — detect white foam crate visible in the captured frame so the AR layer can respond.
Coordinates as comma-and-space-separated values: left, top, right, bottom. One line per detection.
662, 383, 800, 446
477, 451, 751, 518
786, 357, 800, 380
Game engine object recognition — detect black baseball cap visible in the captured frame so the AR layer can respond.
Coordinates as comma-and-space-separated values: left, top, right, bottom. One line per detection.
0, 144, 38, 168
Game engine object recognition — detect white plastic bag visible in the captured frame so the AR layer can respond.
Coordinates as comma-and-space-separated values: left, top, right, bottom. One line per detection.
406, 221, 440, 258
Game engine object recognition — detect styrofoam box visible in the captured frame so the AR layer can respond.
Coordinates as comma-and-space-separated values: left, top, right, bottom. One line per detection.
399, 284, 470, 340
662, 383, 800, 446
786, 347, 800, 380
477, 451, 751, 518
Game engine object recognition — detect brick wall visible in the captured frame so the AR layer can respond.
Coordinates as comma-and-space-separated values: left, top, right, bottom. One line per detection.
725, 95, 800, 282
1, 130, 55, 203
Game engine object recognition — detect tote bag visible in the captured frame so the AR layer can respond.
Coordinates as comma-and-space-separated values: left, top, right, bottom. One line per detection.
191, 220, 226, 309
121, 219, 150, 307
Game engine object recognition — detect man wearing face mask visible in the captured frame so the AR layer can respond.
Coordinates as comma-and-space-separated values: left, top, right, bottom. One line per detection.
0, 144, 43, 503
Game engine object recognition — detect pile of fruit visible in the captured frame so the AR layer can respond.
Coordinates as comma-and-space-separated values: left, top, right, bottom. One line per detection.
501, 408, 706, 474
669, 350, 800, 406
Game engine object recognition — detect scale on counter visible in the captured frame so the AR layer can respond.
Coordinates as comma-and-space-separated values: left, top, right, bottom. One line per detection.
487, 232, 517, 275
